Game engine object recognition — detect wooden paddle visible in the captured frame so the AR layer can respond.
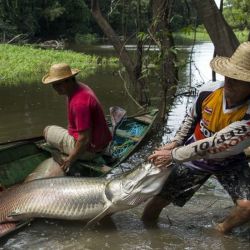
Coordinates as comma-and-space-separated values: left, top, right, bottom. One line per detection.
109, 106, 127, 137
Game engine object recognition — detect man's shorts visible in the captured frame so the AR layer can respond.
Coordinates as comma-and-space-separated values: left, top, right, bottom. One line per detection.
43, 125, 97, 161
158, 162, 250, 207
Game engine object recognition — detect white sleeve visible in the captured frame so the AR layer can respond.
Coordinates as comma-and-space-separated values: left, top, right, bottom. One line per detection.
172, 120, 250, 163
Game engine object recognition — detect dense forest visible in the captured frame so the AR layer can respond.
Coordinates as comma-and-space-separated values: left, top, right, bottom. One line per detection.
0, 0, 249, 42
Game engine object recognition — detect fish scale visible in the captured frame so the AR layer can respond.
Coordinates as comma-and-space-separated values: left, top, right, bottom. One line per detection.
0, 178, 107, 222
0, 163, 173, 237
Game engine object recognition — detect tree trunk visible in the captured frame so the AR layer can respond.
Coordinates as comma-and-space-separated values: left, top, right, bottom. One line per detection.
134, 0, 149, 105
150, 0, 178, 120
90, 0, 148, 104
191, 0, 239, 56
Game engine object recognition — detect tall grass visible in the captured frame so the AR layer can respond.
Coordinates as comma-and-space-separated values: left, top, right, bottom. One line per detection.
0, 44, 118, 85
174, 28, 248, 44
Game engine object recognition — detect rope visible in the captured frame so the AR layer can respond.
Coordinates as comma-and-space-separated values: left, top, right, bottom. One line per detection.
111, 140, 134, 158
111, 122, 146, 158
128, 123, 145, 136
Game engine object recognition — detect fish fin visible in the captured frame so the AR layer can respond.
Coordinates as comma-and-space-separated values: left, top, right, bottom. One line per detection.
0, 220, 32, 238
7, 212, 20, 220
85, 205, 112, 228
6, 211, 29, 222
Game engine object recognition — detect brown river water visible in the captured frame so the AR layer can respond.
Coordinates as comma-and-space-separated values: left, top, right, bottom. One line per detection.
0, 42, 249, 249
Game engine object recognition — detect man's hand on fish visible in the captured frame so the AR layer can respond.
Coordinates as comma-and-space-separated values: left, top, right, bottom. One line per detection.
60, 158, 72, 173
148, 149, 173, 168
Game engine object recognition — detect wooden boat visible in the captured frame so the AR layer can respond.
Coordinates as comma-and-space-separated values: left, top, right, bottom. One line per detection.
0, 109, 158, 190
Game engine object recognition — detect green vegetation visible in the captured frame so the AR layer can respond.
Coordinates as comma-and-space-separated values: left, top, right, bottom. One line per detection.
0, 44, 118, 85
234, 29, 249, 42
0, 0, 91, 41
0, 0, 200, 42
175, 26, 249, 43
174, 30, 211, 43
0, 1, 248, 45
224, 0, 250, 31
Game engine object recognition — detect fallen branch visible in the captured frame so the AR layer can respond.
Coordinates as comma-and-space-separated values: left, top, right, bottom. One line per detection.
7, 34, 27, 44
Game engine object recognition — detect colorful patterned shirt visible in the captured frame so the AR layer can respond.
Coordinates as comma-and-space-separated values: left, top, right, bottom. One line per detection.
171, 81, 250, 172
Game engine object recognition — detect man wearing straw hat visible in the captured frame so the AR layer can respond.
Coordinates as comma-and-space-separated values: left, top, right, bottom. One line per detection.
142, 42, 250, 233
42, 63, 112, 173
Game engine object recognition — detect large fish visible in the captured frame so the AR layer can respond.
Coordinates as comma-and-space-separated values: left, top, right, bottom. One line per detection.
0, 162, 172, 237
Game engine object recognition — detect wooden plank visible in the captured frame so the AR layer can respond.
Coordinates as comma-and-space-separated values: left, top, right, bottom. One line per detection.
133, 114, 153, 124
115, 129, 140, 142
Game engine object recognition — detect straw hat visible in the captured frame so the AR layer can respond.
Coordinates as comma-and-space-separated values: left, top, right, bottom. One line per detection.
42, 63, 80, 84
210, 41, 250, 82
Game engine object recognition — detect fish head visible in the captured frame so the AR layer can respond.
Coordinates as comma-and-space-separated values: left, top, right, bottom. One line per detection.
110, 162, 172, 207
122, 162, 172, 195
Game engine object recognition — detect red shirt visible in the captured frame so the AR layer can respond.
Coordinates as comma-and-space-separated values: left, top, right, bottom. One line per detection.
67, 83, 112, 152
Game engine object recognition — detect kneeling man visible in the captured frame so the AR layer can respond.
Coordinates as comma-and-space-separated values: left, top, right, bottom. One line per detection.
42, 63, 112, 173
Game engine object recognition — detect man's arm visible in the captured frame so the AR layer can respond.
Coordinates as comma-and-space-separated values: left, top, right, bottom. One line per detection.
150, 93, 202, 166
61, 129, 90, 172
150, 82, 224, 167
158, 92, 203, 152
150, 120, 250, 168
171, 112, 197, 146
172, 120, 250, 163
149, 108, 198, 167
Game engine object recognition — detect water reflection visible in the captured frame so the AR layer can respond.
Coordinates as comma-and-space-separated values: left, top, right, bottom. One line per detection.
0, 83, 66, 142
